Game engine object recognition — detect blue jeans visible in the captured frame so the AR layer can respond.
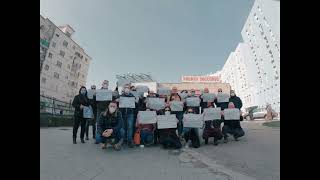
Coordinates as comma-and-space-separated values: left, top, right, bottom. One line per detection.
140, 130, 154, 145
172, 111, 184, 136
122, 112, 134, 143
96, 128, 125, 144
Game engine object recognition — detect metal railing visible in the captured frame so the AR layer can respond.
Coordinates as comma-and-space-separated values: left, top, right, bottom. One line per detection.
40, 95, 74, 116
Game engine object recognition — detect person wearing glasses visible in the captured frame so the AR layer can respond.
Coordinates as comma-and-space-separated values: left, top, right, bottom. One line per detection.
96, 101, 125, 151
85, 85, 97, 140
214, 88, 229, 110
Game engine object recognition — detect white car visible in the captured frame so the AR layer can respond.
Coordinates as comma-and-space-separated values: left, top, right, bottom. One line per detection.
252, 108, 268, 120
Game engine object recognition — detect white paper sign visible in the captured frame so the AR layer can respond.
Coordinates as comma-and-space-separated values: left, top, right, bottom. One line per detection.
130, 91, 143, 103
87, 89, 95, 99
138, 111, 157, 124
157, 88, 171, 96
147, 98, 165, 110
203, 107, 221, 121
223, 108, 241, 120
178, 92, 189, 99
201, 93, 216, 102
157, 114, 177, 129
170, 101, 184, 112
96, 89, 113, 101
119, 97, 136, 108
217, 93, 230, 103
83, 106, 94, 119
183, 114, 204, 128
186, 97, 200, 107
117, 79, 131, 87
136, 85, 149, 93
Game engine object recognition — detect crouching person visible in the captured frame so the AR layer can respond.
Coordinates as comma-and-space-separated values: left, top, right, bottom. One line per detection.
183, 108, 201, 148
135, 109, 156, 147
222, 102, 245, 143
96, 101, 125, 151
202, 102, 223, 146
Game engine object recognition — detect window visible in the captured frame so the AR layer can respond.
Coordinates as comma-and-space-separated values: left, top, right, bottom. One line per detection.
63, 40, 68, 47
73, 45, 76, 50
48, 53, 53, 58
82, 74, 85, 78
66, 76, 68, 80
67, 64, 70, 69
56, 61, 62, 68
59, 50, 65, 58
40, 25, 44, 30
44, 65, 49, 70
41, 77, 46, 83
55, 33, 59, 37
52, 42, 56, 48
266, 45, 270, 49
54, 72, 59, 79
85, 58, 88, 62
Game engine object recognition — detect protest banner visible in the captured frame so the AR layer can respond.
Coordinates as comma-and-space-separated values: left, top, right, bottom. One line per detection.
183, 114, 204, 128
157, 114, 177, 129
157, 87, 171, 96
170, 101, 184, 112
186, 97, 200, 107
223, 108, 241, 120
138, 111, 157, 124
201, 93, 216, 102
96, 89, 113, 101
217, 93, 230, 103
83, 106, 94, 119
119, 97, 136, 108
136, 85, 149, 93
203, 107, 221, 121
147, 98, 165, 110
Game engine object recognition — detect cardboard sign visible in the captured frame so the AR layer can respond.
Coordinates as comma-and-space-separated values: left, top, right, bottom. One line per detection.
138, 111, 157, 124
157, 88, 171, 96
87, 89, 95, 99
83, 106, 94, 119
136, 85, 149, 93
157, 114, 177, 129
147, 98, 165, 110
119, 97, 136, 108
96, 89, 113, 101
130, 91, 143, 103
223, 108, 241, 120
178, 92, 189, 99
117, 79, 131, 87
203, 107, 221, 121
183, 114, 204, 128
186, 97, 200, 107
170, 101, 184, 112
217, 93, 230, 103
201, 93, 216, 102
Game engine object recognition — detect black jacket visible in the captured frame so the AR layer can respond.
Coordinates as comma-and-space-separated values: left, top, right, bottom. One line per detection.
119, 92, 135, 115
72, 86, 90, 117
229, 96, 243, 110
97, 110, 123, 136
214, 99, 229, 111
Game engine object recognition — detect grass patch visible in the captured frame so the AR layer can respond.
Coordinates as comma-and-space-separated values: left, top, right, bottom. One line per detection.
263, 121, 280, 128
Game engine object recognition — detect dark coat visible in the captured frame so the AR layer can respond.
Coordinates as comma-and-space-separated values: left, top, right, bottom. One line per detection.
119, 92, 135, 115
72, 86, 90, 118
229, 95, 243, 109
97, 110, 123, 136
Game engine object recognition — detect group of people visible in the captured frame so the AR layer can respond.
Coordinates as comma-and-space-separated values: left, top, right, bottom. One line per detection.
72, 80, 245, 151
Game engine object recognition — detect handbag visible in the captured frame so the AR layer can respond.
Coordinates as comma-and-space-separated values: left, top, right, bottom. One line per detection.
134, 128, 141, 145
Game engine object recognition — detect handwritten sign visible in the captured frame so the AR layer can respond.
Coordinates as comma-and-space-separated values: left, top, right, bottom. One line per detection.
130, 91, 143, 103
96, 89, 113, 101
147, 98, 165, 110
117, 79, 131, 87
201, 93, 216, 102
223, 108, 241, 120
183, 114, 204, 128
178, 92, 188, 99
87, 89, 95, 99
186, 97, 200, 107
217, 93, 230, 103
119, 97, 136, 108
170, 101, 184, 112
157, 114, 177, 129
203, 107, 221, 121
157, 87, 171, 96
83, 106, 94, 119
138, 111, 157, 124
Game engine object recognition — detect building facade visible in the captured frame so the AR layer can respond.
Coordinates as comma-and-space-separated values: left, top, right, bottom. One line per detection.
40, 15, 92, 103
211, 0, 280, 112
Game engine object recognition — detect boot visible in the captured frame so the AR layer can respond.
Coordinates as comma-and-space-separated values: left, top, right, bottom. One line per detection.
223, 136, 228, 143
114, 138, 123, 151
85, 136, 89, 140
213, 139, 218, 146
81, 139, 85, 143
73, 138, 77, 144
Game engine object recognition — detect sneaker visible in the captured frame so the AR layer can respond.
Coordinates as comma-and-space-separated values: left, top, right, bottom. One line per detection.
73, 138, 77, 144
128, 142, 134, 148
223, 137, 228, 143
81, 139, 85, 143
140, 144, 145, 148
85, 137, 89, 140
185, 141, 191, 148
101, 143, 107, 149
234, 136, 239, 141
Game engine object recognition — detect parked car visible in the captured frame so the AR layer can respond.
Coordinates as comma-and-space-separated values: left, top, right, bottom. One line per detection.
244, 107, 278, 121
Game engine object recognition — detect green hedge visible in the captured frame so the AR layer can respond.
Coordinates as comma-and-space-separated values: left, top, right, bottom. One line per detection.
40, 113, 74, 127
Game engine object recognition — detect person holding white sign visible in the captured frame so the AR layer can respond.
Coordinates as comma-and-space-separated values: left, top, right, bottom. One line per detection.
200, 88, 215, 112
182, 108, 201, 148
135, 109, 156, 146
185, 89, 200, 114
214, 88, 229, 110
96, 101, 125, 151
222, 102, 245, 143
72, 86, 91, 144
168, 87, 184, 138
202, 103, 223, 146
119, 84, 136, 148
85, 85, 97, 141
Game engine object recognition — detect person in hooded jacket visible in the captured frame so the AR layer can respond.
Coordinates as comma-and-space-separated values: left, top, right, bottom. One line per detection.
228, 90, 243, 110
85, 85, 97, 140
72, 86, 91, 144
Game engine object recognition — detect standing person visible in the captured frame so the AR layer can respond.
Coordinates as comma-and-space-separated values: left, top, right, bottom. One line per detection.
214, 88, 229, 110
229, 90, 243, 110
222, 102, 245, 143
119, 84, 136, 148
96, 101, 125, 151
85, 85, 97, 140
168, 87, 184, 138
185, 89, 200, 114
94, 80, 111, 143
200, 88, 211, 112
72, 86, 90, 144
